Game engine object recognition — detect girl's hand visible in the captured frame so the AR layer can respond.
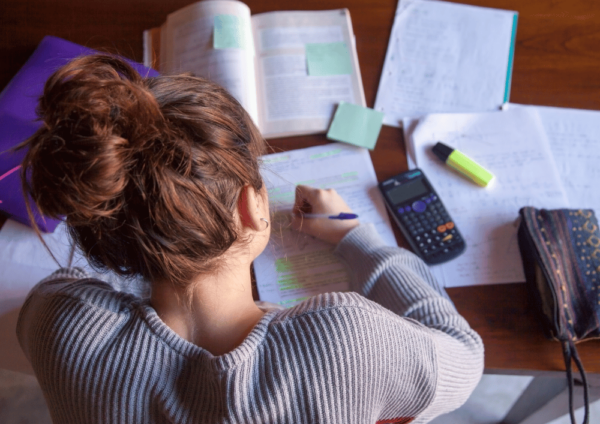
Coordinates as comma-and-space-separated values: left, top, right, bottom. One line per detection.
291, 185, 359, 245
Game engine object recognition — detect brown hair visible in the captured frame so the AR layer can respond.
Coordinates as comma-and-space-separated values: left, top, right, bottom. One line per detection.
20, 54, 266, 289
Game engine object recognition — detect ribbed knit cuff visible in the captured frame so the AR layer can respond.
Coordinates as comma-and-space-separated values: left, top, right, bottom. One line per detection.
334, 223, 389, 259
333, 223, 450, 303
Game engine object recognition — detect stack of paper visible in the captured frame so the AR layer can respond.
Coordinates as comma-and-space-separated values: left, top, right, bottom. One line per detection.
403, 104, 600, 288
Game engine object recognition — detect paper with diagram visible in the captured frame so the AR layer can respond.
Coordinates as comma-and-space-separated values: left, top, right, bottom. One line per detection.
405, 108, 569, 287
374, 0, 517, 126
254, 143, 397, 307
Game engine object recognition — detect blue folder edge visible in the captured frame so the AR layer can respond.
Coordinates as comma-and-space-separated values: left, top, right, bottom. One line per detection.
503, 13, 519, 103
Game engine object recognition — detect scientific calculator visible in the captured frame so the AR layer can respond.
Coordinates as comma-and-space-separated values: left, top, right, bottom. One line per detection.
379, 169, 466, 265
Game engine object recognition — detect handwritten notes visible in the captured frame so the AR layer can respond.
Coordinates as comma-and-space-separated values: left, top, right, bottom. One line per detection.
406, 108, 568, 287
509, 104, 600, 214
374, 0, 517, 125
254, 143, 397, 306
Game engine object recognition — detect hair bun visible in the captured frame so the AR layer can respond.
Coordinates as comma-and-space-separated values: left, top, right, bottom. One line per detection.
22, 55, 164, 223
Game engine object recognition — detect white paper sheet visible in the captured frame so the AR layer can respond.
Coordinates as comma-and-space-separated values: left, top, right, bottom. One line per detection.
375, 0, 516, 125
407, 108, 569, 287
0, 220, 147, 308
254, 143, 397, 307
508, 104, 600, 213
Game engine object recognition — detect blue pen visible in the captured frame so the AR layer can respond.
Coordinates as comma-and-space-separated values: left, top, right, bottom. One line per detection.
301, 212, 359, 220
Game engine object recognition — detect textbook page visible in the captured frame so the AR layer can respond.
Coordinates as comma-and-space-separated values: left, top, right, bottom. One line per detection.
509, 104, 600, 214
407, 108, 568, 287
251, 10, 366, 138
161, 0, 259, 124
374, 0, 517, 126
254, 143, 396, 307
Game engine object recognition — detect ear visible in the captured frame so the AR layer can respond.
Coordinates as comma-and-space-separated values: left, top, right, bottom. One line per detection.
237, 185, 264, 231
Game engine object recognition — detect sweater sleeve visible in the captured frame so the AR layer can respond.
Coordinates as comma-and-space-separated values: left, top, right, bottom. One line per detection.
334, 224, 484, 423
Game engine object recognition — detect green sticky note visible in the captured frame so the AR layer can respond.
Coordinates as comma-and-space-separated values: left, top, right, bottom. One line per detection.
326, 102, 385, 150
305, 42, 353, 76
214, 15, 245, 49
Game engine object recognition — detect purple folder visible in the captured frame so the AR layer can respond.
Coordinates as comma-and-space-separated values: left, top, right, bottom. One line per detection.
0, 36, 158, 232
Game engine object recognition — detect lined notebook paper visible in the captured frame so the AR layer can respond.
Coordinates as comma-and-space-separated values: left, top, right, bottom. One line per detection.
374, 0, 517, 126
254, 143, 396, 307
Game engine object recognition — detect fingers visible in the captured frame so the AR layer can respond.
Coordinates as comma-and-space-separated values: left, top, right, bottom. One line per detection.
293, 185, 317, 211
290, 186, 359, 244
291, 185, 319, 233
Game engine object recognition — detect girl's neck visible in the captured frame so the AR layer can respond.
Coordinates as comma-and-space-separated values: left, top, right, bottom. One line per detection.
150, 256, 265, 356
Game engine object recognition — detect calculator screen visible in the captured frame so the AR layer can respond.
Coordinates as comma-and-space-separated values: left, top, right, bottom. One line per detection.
387, 179, 429, 205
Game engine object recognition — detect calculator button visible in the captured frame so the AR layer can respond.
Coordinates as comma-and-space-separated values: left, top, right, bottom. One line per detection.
446, 221, 455, 229
397, 207, 405, 213
442, 234, 453, 242
405, 206, 412, 212
412, 200, 427, 213
437, 224, 446, 233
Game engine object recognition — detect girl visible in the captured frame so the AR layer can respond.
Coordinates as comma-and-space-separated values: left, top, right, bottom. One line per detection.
17, 55, 483, 424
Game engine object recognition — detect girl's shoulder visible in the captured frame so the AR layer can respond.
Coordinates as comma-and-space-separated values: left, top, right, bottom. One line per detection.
269, 291, 426, 332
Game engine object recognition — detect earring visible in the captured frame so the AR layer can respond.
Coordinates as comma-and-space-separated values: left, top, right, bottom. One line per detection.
260, 218, 269, 229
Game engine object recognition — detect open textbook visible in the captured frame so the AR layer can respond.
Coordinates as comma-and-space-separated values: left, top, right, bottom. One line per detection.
143, 1, 365, 138
374, 0, 517, 126
254, 143, 397, 307
404, 108, 569, 288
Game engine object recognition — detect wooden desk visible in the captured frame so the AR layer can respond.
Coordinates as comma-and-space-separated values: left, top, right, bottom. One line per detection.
2, 0, 600, 422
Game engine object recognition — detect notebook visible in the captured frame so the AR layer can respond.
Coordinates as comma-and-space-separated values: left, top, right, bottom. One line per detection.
254, 143, 397, 307
374, 0, 518, 126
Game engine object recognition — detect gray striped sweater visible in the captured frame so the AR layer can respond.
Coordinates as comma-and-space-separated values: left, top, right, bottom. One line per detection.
17, 224, 484, 424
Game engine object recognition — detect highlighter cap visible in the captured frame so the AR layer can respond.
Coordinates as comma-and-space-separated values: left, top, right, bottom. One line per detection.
432, 142, 453, 162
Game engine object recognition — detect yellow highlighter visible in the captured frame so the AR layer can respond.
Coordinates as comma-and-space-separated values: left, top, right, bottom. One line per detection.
432, 142, 494, 187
